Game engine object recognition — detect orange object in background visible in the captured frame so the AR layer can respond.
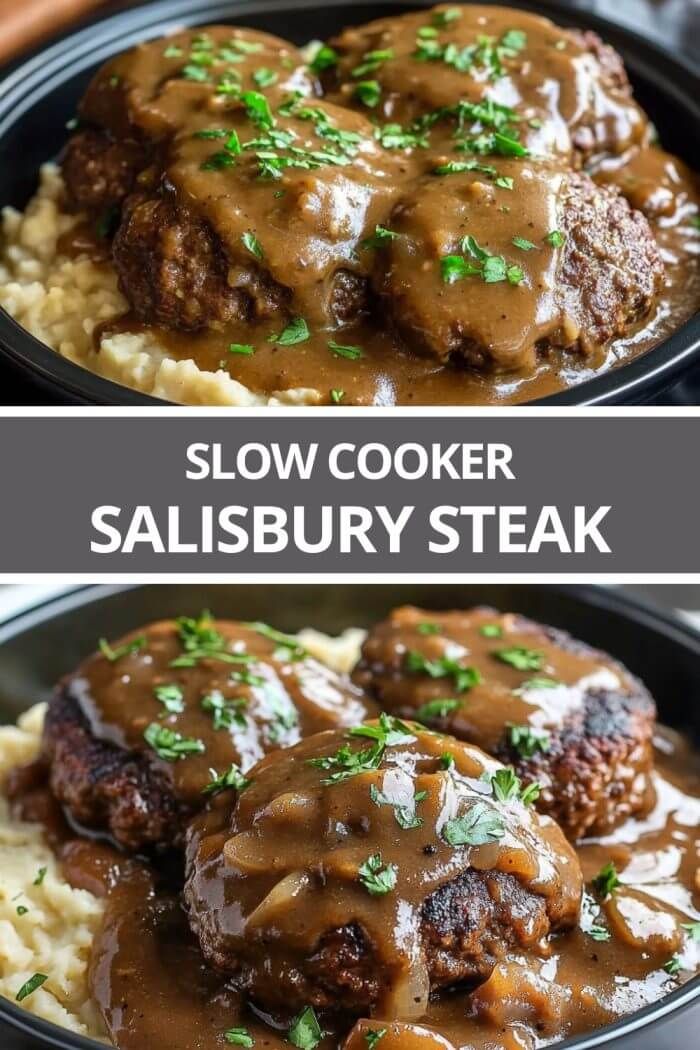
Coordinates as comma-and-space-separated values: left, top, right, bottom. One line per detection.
0, 0, 107, 65
342, 1020, 457, 1050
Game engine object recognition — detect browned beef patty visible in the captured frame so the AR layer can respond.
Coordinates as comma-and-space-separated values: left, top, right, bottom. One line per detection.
353, 607, 656, 841
183, 723, 582, 1016
42, 617, 376, 852
373, 165, 664, 372
61, 129, 149, 217
111, 191, 287, 331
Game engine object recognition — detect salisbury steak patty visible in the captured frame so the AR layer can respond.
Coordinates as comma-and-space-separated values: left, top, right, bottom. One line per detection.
42, 614, 376, 851
112, 191, 287, 330
62, 129, 149, 217
373, 163, 664, 372
184, 720, 582, 1017
326, 4, 647, 166
353, 607, 656, 840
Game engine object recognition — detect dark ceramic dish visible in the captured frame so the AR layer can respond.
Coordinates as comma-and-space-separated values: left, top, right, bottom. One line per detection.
0, 0, 698, 405
0, 582, 698, 1048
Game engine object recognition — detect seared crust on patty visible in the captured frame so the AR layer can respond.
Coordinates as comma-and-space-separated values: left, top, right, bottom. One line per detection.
216, 870, 552, 1013
353, 607, 656, 840
495, 628, 656, 840
43, 686, 185, 852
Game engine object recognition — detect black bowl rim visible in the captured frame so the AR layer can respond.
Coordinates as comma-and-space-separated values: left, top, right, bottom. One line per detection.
0, 0, 698, 406
0, 581, 698, 1048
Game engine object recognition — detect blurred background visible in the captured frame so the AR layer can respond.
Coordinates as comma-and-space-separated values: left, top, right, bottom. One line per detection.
0, 584, 699, 628
0, 0, 697, 69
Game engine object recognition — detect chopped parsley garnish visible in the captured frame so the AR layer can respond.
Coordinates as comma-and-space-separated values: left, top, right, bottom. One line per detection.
361, 225, 399, 249
351, 714, 416, 747
308, 714, 414, 784
242, 231, 263, 260
309, 44, 339, 74
182, 64, 210, 83
495, 175, 514, 190
544, 230, 566, 248
508, 724, 551, 758
194, 128, 229, 139
413, 27, 527, 81
154, 683, 185, 714
240, 90, 274, 129
16, 905, 28, 916
486, 767, 540, 805
493, 646, 544, 671
416, 698, 460, 721
664, 956, 682, 976
512, 236, 537, 251
480, 623, 502, 637
229, 343, 255, 355
245, 621, 306, 660
417, 622, 441, 636
224, 1028, 254, 1047
365, 1030, 387, 1049
457, 130, 529, 157
443, 801, 505, 846
200, 150, 236, 171
170, 612, 253, 668
144, 723, 205, 761
682, 921, 700, 941
288, 1006, 323, 1049
358, 852, 397, 895
518, 677, 560, 691
33, 866, 47, 886
593, 861, 621, 898
433, 160, 497, 177
370, 783, 428, 829
375, 123, 429, 150
329, 340, 363, 360
253, 67, 278, 88
272, 317, 310, 345
201, 691, 247, 730
202, 763, 251, 796
433, 6, 462, 26
331, 389, 345, 404
354, 80, 382, 108
588, 924, 611, 942
16, 973, 48, 1002
405, 650, 481, 692
440, 752, 455, 769
99, 635, 147, 662
442, 235, 525, 286
164, 44, 184, 58
230, 38, 264, 55
352, 49, 394, 78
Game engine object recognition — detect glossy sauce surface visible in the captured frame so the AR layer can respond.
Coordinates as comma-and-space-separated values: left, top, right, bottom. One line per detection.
63, 617, 375, 803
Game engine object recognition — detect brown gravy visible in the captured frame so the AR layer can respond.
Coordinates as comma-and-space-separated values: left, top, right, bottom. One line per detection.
60, 6, 699, 406
5, 729, 699, 1050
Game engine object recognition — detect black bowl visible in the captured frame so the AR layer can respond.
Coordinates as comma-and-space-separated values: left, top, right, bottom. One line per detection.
0, 0, 698, 406
0, 582, 698, 1048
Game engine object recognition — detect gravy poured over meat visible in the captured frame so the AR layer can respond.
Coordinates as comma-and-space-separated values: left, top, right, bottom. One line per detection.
57, 5, 699, 405
5, 606, 699, 1050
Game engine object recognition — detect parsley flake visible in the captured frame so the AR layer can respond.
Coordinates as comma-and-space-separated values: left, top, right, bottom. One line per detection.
443, 801, 505, 846
593, 861, 621, 898
16, 973, 48, 1002
358, 852, 397, 895
493, 646, 544, 671
144, 723, 205, 761
272, 317, 310, 345
99, 635, 147, 662
288, 1006, 323, 1049
154, 683, 185, 714
203, 763, 251, 796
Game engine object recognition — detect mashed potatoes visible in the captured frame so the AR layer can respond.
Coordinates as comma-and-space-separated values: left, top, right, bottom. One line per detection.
0, 627, 364, 1041
0, 166, 321, 407
0, 703, 107, 1040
